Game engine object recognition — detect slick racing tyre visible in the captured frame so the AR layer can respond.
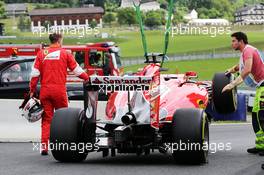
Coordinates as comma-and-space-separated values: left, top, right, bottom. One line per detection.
171, 108, 209, 164
212, 73, 237, 114
50, 108, 88, 162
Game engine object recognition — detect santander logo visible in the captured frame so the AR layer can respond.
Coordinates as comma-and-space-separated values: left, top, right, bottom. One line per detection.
90, 76, 153, 85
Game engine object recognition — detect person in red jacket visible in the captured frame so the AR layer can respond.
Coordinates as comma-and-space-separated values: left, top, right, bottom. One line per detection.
29, 33, 89, 155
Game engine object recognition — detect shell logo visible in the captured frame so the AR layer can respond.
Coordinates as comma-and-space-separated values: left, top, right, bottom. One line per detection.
12, 48, 18, 55
44, 50, 49, 55
197, 99, 206, 109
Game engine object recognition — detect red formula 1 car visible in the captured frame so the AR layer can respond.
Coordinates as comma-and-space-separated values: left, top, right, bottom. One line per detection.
50, 54, 237, 164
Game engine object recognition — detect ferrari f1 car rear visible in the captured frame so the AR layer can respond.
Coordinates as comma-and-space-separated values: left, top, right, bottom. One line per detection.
50, 59, 212, 164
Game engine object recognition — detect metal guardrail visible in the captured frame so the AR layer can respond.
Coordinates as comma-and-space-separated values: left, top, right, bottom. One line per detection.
122, 50, 264, 66
122, 51, 241, 66
0, 36, 17, 39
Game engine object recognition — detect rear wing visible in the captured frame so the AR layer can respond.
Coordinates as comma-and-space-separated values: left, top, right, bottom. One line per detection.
84, 75, 161, 130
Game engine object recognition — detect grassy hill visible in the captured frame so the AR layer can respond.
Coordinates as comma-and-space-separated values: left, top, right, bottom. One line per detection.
124, 57, 238, 80
1, 17, 264, 58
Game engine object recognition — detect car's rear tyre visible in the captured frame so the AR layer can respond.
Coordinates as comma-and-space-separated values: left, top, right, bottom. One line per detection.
212, 73, 237, 114
171, 108, 209, 164
50, 108, 88, 162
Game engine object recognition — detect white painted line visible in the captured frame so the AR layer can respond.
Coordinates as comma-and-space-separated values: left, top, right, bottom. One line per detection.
211, 122, 251, 126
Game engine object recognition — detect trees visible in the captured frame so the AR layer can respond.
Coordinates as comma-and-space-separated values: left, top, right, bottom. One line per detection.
0, 0, 5, 19
158, 0, 168, 10
89, 20, 98, 28
24, 18, 31, 31
173, 6, 188, 24
35, 3, 54, 9
51, 0, 78, 7
116, 8, 167, 28
94, 0, 105, 8
104, 0, 119, 12
208, 8, 221, 18
17, 16, 25, 31
196, 0, 233, 20
17, 16, 31, 31
145, 10, 164, 28
43, 20, 51, 29
117, 8, 137, 26
103, 12, 115, 26
211, 0, 233, 20
53, 2, 70, 8
3, 0, 78, 7
5, 0, 259, 25
197, 7, 221, 19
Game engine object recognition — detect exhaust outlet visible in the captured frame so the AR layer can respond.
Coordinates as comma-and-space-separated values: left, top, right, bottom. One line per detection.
121, 112, 136, 125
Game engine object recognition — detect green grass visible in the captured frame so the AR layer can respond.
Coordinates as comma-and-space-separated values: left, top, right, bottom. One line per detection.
1, 17, 264, 58
1, 30, 264, 58
117, 30, 264, 57
124, 57, 238, 80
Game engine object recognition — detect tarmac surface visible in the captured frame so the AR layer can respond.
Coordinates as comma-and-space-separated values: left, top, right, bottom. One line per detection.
0, 100, 263, 175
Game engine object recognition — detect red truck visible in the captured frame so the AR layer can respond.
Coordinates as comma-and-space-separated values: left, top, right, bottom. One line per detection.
0, 42, 123, 99
0, 42, 124, 77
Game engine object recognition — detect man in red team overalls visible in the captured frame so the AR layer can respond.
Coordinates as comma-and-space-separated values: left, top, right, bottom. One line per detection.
29, 33, 89, 155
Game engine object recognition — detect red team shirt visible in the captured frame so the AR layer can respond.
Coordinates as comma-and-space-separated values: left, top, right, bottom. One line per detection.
242, 45, 264, 83
30, 45, 88, 93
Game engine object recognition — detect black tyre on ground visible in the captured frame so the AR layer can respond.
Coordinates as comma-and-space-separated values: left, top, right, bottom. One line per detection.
171, 108, 209, 164
50, 108, 88, 162
212, 73, 237, 114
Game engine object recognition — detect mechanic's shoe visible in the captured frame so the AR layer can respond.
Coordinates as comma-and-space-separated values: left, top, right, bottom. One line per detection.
41, 151, 48, 156
247, 147, 263, 154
